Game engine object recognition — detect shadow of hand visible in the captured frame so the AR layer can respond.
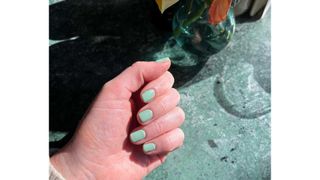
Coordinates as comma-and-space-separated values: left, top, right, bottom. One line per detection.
49, 0, 208, 145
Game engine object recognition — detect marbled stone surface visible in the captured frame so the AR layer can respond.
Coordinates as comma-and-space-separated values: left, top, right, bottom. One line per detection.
145, 11, 271, 180
49, 0, 270, 179
146, 12, 271, 180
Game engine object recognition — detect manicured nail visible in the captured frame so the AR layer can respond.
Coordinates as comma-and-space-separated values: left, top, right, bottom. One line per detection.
141, 89, 155, 103
130, 130, 146, 142
139, 109, 153, 123
155, 57, 170, 63
143, 143, 156, 152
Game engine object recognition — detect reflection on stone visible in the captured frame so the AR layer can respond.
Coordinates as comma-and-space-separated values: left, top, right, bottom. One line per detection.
214, 63, 270, 119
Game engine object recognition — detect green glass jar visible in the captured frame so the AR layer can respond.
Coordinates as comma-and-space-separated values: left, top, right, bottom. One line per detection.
172, 0, 236, 55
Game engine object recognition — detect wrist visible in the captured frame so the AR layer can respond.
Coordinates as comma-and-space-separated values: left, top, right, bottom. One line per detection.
50, 148, 94, 179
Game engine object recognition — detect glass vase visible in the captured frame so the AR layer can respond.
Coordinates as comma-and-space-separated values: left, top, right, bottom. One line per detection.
172, 0, 236, 55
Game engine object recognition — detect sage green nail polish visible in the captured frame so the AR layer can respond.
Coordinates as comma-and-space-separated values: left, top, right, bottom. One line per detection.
142, 89, 155, 103
155, 57, 170, 63
139, 109, 153, 123
130, 130, 146, 142
143, 143, 156, 152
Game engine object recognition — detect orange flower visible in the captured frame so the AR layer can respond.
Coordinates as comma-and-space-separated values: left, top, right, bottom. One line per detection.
208, 0, 232, 25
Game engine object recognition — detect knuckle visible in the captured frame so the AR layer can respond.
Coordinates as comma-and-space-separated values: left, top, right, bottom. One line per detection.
130, 61, 144, 72
165, 129, 184, 151
177, 128, 185, 141
166, 135, 176, 150
102, 81, 110, 89
171, 88, 180, 102
131, 61, 144, 69
131, 62, 144, 84
105, 80, 123, 92
153, 121, 164, 135
158, 99, 167, 113
102, 81, 114, 91
173, 128, 185, 149
165, 71, 175, 84
175, 107, 185, 123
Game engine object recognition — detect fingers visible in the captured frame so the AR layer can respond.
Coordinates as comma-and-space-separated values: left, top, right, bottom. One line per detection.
137, 88, 180, 125
130, 107, 185, 144
101, 58, 171, 100
140, 71, 175, 103
143, 128, 184, 155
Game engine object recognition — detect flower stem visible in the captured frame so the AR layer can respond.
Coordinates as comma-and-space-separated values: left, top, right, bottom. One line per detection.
173, 0, 212, 37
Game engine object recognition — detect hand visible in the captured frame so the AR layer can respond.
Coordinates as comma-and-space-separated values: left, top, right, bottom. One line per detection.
50, 59, 185, 180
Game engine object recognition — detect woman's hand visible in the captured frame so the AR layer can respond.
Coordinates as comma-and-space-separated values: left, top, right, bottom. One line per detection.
50, 58, 185, 180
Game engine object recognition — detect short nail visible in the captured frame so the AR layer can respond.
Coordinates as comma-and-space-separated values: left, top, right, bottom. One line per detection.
139, 109, 153, 123
155, 57, 170, 63
143, 143, 156, 152
130, 130, 146, 142
141, 89, 155, 103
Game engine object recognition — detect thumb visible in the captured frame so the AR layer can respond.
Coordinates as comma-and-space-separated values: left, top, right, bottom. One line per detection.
100, 58, 171, 100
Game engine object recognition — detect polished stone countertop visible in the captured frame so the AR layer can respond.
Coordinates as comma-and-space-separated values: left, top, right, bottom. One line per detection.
146, 11, 271, 180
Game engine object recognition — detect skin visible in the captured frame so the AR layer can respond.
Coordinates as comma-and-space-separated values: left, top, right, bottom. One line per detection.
50, 59, 185, 180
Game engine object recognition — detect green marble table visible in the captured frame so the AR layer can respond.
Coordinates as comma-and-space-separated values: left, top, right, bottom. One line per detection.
49, 0, 270, 179
145, 11, 271, 180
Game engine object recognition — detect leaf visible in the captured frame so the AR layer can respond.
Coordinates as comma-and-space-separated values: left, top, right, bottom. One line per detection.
208, 0, 232, 25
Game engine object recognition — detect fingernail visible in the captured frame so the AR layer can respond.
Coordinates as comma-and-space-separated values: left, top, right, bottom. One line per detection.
155, 57, 170, 63
143, 143, 156, 152
139, 109, 153, 123
130, 130, 146, 142
141, 89, 155, 103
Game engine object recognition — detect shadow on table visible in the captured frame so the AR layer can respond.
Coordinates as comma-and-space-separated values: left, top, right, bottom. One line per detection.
49, 0, 209, 148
